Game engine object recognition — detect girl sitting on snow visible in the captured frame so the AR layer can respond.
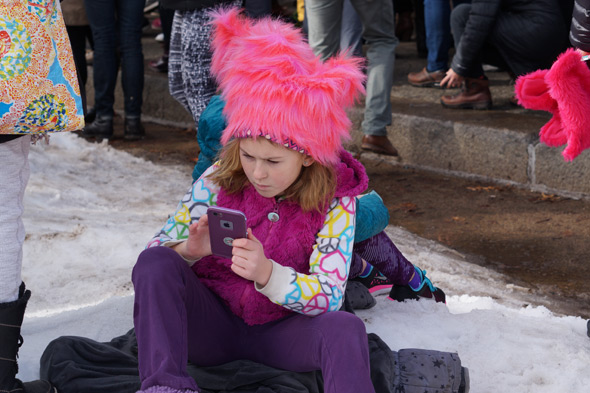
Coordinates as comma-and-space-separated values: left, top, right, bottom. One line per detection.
132, 8, 374, 393
132, 8, 450, 393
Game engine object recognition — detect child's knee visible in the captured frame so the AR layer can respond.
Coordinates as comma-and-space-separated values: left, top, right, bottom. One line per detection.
132, 247, 183, 283
322, 311, 368, 341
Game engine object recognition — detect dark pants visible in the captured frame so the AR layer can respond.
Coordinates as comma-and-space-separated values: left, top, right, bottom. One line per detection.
84, 0, 144, 119
66, 25, 92, 116
65, 25, 92, 87
450, 2, 566, 78
158, 5, 175, 53
450, 3, 506, 78
132, 247, 375, 393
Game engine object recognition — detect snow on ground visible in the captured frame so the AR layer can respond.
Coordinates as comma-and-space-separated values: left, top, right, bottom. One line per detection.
17, 133, 590, 393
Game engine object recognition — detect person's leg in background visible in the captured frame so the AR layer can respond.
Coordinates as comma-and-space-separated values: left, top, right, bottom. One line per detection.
350, 0, 399, 156
394, 0, 413, 42
412, 0, 427, 58
407, 0, 451, 87
150, 4, 175, 73
66, 25, 91, 118
408, 0, 470, 87
448, 2, 482, 78
305, 0, 344, 61
440, 3, 491, 109
66, 25, 89, 95
83, 0, 117, 140
117, 0, 145, 140
340, 0, 363, 57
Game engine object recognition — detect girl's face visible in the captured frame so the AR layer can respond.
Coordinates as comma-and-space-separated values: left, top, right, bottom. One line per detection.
239, 137, 313, 199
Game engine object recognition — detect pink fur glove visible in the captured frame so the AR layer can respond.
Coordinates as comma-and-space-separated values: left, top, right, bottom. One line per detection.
515, 49, 590, 161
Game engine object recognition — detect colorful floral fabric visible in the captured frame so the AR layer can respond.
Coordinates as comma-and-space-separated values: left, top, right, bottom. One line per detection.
0, 0, 84, 135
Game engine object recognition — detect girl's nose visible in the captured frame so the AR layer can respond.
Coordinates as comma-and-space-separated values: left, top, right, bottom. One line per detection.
253, 162, 267, 180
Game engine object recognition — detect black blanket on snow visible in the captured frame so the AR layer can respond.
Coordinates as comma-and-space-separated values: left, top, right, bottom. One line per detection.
40, 329, 466, 393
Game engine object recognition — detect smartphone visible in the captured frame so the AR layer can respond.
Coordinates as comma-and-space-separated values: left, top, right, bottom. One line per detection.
207, 206, 248, 258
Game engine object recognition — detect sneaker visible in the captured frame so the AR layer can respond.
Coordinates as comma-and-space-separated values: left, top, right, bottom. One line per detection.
352, 268, 393, 296
389, 268, 446, 303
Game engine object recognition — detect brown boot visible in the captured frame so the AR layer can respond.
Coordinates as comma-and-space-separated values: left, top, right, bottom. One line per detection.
408, 67, 446, 88
440, 77, 492, 109
361, 135, 399, 156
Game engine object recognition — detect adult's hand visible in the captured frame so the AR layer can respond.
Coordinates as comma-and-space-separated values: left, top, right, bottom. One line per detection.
440, 68, 465, 88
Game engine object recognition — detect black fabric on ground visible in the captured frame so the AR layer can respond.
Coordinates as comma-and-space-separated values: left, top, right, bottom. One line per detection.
40, 330, 465, 393
344, 280, 377, 310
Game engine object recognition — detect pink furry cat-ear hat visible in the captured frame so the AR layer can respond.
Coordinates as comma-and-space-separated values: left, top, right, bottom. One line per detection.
515, 49, 590, 161
208, 7, 366, 165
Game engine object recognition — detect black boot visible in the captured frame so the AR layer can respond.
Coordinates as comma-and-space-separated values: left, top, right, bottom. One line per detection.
80, 116, 113, 142
0, 283, 57, 393
124, 117, 145, 141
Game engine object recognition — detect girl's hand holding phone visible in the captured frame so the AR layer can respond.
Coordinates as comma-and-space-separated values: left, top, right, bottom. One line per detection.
230, 228, 273, 287
174, 215, 212, 261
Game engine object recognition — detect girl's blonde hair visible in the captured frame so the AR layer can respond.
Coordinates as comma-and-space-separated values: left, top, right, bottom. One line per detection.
208, 139, 337, 213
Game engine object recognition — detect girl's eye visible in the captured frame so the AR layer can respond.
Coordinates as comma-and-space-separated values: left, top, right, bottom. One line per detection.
267, 160, 279, 164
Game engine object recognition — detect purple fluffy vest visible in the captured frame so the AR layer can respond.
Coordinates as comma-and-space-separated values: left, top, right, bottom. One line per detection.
192, 150, 368, 325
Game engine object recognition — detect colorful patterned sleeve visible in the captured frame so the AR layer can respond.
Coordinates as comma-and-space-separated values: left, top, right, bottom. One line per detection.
256, 196, 356, 315
146, 165, 220, 248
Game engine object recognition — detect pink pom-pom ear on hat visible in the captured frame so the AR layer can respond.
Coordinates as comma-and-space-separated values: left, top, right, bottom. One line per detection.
208, 7, 366, 165
515, 69, 567, 148
515, 49, 590, 161
544, 49, 590, 161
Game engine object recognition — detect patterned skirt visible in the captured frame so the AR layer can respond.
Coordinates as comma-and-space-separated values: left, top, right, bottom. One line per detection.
168, 2, 241, 126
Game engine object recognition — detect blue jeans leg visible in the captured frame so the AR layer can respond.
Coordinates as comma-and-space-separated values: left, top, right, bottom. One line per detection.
424, 0, 451, 72
84, 0, 118, 119
84, 0, 144, 119
117, 0, 144, 118
425, 0, 471, 72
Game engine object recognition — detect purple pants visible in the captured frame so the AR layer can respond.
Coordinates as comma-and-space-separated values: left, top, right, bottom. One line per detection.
350, 231, 416, 284
132, 246, 375, 393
